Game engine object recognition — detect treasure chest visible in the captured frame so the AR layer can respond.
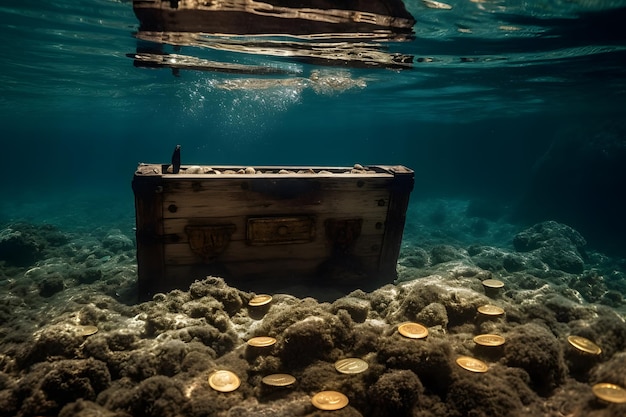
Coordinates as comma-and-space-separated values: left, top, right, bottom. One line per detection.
132, 163, 414, 300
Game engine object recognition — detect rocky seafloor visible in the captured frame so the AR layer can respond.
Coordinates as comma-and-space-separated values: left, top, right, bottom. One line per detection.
1, 199, 625, 417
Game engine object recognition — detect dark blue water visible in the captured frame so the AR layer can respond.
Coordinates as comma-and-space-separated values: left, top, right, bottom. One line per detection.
1, 0, 625, 251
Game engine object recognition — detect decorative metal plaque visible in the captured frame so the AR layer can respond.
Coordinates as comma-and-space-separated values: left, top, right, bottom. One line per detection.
247, 216, 316, 245
185, 224, 236, 261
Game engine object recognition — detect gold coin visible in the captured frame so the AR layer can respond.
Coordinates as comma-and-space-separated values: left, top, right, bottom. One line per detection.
482, 279, 505, 289
473, 334, 506, 347
567, 335, 602, 355
335, 358, 369, 374
456, 356, 489, 373
262, 373, 296, 387
75, 325, 99, 336
249, 294, 273, 307
311, 391, 349, 410
398, 322, 429, 339
477, 304, 505, 316
208, 370, 240, 392
592, 383, 626, 404
247, 336, 277, 347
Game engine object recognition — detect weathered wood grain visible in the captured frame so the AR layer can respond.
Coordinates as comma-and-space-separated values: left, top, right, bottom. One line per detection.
133, 164, 413, 301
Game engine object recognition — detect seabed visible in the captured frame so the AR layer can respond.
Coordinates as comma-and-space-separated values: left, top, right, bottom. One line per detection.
0, 199, 625, 417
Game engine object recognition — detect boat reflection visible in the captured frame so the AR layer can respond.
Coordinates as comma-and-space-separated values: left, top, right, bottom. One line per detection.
129, 0, 416, 74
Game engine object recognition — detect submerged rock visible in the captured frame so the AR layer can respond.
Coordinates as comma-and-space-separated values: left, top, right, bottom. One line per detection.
0, 227, 42, 266
513, 221, 586, 273
569, 269, 607, 303
368, 369, 423, 415
38, 274, 65, 297
503, 323, 567, 395
377, 336, 454, 396
0, 223, 69, 267
513, 221, 586, 252
430, 244, 466, 265
102, 229, 134, 252
332, 296, 370, 323
1, 358, 110, 417
415, 302, 448, 328
447, 368, 529, 417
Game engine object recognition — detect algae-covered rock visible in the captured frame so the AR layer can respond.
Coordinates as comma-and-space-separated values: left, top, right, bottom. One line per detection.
16, 324, 85, 367
448, 371, 524, 417
503, 323, 567, 395
332, 296, 370, 323
513, 221, 586, 252
415, 302, 448, 329
399, 247, 430, 268
103, 375, 187, 417
569, 269, 607, 303
58, 400, 119, 417
0, 223, 69, 267
277, 316, 337, 368
377, 336, 454, 396
430, 245, 466, 265
368, 370, 423, 416
590, 352, 626, 388
513, 221, 586, 273
0, 227, 42, 266
3, 358, 111, 417
102, 229, 134, 252
40, 359, 111, 408
188, 276, 245, 316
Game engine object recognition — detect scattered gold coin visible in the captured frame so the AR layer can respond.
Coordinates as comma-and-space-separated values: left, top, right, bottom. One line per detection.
482, 279, 505, 289
75, 325, 99, 336
473, 334, 506, 347
567, 335, 602, 355
262, 373, 296, 387
477, 304, 505, 316
247, 336, 277, 347
208, 370, 240, 392
335, 358, 369, 374
249, 294, 273, 307
456, 356, 489, 373
311, 391, 349, 410
398, 322, 429, 339
592, 383, 626, 404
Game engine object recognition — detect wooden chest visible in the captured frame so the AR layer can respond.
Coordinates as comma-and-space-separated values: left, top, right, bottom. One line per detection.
132, 164, 413, 300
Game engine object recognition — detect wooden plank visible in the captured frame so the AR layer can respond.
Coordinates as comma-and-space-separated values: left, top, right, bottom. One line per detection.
131, 175, 166, 301
162, 256, 383, 281
159, 255, 392, 296
161, 215, 387, 243
163, 234, 384, 264
378, 166, 414, 278
161, 176, 394, 193
161, 189, 391, 219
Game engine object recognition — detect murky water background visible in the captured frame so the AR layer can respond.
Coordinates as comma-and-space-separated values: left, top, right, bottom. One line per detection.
1, 0, 625, 250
